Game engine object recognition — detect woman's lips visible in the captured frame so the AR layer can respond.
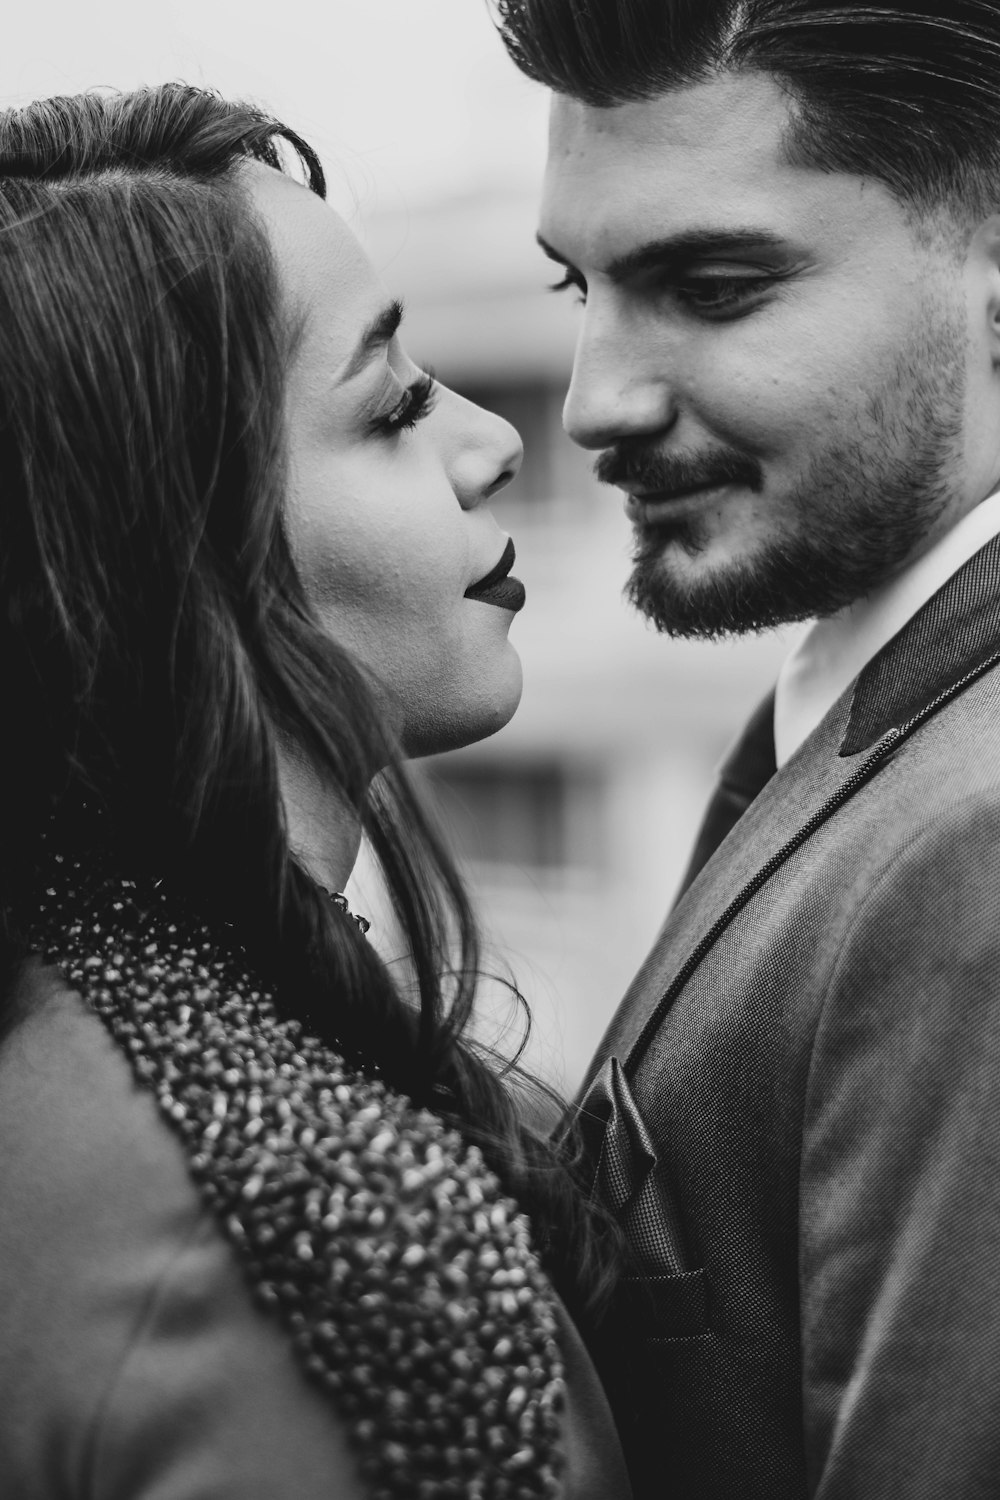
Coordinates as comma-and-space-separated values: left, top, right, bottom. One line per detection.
464, 537, 526, 613
470, 575, 526, 611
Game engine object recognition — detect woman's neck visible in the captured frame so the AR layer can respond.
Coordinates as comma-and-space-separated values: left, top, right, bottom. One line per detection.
276, 745, 361, 894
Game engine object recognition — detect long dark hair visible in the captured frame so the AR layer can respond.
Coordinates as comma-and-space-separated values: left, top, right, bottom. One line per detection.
0, 83, 613, 1316
497, 0, 1000, 222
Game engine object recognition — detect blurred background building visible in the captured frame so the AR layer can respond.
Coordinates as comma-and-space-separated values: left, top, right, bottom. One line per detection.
6, 0, 795, 1091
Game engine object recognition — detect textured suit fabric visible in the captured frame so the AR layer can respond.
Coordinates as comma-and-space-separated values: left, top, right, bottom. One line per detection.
579, 532, 1000, 1500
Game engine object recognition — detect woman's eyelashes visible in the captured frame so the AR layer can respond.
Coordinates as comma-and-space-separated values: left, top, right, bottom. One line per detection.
548, 268, 586, 302
371, 370, 438, 436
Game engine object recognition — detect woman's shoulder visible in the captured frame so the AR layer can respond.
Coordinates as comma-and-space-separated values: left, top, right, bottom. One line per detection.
0, 959, 201, 1322
0, 958, 196, 1209
0, 960, 366, 1499
1, 895, 626, 1498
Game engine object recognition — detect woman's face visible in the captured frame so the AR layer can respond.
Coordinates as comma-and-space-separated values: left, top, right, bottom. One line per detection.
249, 165, 525, 757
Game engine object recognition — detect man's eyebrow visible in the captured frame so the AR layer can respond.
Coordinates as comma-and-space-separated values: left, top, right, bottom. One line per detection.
537, 229, 787, 279
342, 297, 405, 378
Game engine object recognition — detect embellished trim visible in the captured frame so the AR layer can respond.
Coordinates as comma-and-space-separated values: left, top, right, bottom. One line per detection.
322, 887, 371, 935
30, 857, 565, 1498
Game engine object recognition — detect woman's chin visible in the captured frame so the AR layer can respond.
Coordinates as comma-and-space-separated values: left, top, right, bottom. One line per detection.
401, 652, 523, 759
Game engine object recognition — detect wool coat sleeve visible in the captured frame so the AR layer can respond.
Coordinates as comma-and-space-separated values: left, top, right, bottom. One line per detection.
0, 965, 631, 1500
800, 795, 1000, 1499
0, 972, 369, 1500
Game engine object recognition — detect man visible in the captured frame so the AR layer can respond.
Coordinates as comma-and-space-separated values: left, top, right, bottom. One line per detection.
496, 4, 1000, 1497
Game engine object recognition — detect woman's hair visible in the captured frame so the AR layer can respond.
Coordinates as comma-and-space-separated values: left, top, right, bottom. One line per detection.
497, 0, 1000, 224
0, 83, 614, 1315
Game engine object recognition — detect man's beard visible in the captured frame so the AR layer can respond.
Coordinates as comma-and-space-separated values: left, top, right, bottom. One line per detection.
603, 323, 967, 640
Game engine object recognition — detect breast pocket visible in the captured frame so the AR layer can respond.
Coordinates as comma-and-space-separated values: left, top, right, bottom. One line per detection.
620, 1266, 711, 1341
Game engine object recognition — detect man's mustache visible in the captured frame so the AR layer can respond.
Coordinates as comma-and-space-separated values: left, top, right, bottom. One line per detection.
595, 442, 763, 497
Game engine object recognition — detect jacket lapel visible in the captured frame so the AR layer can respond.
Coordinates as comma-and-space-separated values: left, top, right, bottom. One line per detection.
843, 531, 1000, 752
584, 692, 882, 1083
582, 532, 1000, 1092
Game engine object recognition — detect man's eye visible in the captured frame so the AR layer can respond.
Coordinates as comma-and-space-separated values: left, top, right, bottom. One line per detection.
675, 275, 775, 316
548, 269, 587, 303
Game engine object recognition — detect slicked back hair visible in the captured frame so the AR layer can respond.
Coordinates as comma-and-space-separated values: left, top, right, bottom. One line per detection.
497, 1, 1000, 223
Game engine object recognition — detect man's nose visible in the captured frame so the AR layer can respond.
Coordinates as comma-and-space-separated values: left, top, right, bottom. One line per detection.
563, 304, 677, 451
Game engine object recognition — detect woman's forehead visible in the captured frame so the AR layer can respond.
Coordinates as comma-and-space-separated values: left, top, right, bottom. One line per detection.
247, 163, 387, 376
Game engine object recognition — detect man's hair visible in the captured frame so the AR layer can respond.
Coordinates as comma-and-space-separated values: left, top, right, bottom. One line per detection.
497, 0, 1000, 221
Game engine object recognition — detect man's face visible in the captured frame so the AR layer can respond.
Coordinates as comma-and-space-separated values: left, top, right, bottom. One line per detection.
540, 72, 995, 637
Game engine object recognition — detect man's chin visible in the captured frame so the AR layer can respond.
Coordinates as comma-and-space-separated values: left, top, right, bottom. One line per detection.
626, 550, 822, 641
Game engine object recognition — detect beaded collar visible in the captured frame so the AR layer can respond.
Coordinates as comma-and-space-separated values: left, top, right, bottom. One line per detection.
28, 854, 566, 1497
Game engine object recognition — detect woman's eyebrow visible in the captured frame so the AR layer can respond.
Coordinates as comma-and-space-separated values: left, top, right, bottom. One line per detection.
341, 297, 405, 380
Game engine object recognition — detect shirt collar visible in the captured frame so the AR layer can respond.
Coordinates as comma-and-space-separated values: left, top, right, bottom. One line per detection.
773, 487, 1000, 767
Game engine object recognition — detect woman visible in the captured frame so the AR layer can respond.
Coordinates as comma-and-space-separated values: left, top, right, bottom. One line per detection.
0, 85, 631, 1498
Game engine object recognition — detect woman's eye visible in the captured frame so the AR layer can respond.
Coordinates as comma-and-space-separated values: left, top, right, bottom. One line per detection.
675, 274, 775, 317
373, 371, 438, 436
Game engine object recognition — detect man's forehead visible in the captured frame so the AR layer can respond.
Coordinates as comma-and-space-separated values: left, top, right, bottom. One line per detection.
545, 71, 792, 172
539, 72, 892, 268
540, 74, 796, 250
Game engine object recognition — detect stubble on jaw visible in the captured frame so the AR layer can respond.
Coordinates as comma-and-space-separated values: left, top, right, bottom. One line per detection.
624, 298, 970, 641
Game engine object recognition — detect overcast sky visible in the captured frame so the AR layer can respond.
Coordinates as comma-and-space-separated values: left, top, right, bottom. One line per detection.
4, 1, 550, 215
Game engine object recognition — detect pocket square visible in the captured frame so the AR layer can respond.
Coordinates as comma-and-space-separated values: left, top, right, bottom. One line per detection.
582, 1057, 692, 1275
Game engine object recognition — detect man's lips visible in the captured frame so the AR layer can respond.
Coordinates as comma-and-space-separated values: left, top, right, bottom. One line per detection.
623, 481, 737, 522
464, 537, 526, 613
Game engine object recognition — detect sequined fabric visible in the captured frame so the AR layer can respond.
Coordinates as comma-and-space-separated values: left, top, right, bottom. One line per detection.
28, 855, 565, 1499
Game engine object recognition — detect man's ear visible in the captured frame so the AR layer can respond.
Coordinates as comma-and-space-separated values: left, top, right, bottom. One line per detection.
972, 215, 1000, 367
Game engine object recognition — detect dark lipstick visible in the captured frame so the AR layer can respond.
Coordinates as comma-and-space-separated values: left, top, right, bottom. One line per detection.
464, 538, 526, 613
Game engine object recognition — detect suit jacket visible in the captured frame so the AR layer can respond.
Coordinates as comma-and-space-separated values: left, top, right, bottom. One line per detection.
579, 534, 1000, 1500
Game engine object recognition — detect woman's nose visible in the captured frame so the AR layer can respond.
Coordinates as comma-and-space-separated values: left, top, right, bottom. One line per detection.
484, 416, 523, 499
448, 399, 524, 509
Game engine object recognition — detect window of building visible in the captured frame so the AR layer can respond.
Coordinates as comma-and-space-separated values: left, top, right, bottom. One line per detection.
420, 756, 606, 875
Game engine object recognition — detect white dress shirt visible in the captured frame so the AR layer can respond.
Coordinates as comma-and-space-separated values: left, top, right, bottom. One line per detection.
773, 489, 1000, 767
